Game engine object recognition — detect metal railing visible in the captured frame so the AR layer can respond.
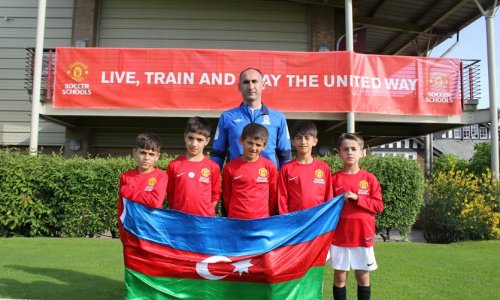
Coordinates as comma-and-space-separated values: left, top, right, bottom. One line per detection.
24, 48, 55, 101
461, 59, 481, 109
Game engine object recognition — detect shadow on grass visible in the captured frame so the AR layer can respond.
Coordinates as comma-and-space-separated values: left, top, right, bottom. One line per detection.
0, 265, 123, 300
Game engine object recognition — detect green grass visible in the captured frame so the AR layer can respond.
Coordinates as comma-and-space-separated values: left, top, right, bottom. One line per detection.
0, 238, 123, 299
0, 239, 499, 299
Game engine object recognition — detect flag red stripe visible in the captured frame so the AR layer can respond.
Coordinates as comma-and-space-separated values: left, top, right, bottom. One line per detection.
123, 230, 333, 284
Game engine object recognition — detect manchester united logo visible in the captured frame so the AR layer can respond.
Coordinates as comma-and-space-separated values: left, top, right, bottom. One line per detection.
314, 169, 324, 178
201, 168, 210, 177
429, 73, 449, 90
258, 168, 268, 177
147, 178, 157, 186
359, 180, 369, 189
66, 61, 89, 82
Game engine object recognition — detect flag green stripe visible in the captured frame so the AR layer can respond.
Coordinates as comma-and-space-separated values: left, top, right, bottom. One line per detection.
125, 266, 325, 300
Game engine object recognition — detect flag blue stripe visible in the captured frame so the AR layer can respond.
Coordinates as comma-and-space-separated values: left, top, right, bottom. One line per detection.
122, 194, 344, 256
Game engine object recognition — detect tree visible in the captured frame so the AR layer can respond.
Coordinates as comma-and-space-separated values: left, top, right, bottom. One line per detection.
468, 143, 492, 176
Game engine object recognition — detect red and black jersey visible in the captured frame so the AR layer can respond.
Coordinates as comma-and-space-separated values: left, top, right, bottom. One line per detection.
332, 168, 383, 247
117, 167, 168, 238
222, 156, 278, 219
278, 158, 333, 214
166, 155, 221, 216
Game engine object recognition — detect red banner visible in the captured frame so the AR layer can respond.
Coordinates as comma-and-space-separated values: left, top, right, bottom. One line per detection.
54, 48, 462, 115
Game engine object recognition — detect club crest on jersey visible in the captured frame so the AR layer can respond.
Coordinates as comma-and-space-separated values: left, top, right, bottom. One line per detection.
257, 167, 269, 183
313, 169, 325, 184
145, 177, 157, 192
261, 115, 271, 125
199, 168, 210, 183
358, 179, 369, 195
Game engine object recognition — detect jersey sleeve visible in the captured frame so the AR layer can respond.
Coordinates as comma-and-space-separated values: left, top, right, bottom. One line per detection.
356, 174, 384, 214
211, 164, 221, 204
275, 113, 292, 167
120, 171, 168, 209
222, 164, 232, 213
323, 164, 334, 201
268, 163, 279, 216
166, 162, 176, 208
211, 113, 229, 170
277, 165, 289, 214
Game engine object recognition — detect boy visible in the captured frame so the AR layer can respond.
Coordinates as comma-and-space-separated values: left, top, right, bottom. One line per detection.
222, 123, 278, 219
167, 116, 221, 216
117, 132, 168, 238
278, 121, 333, 214
330, 133, 384, 300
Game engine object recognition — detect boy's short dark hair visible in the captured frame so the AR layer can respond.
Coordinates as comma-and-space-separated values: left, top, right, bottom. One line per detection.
336, 133, 364, 150
185, 116, 212, 138
240, 123, 269, 143
290, 121, 318, 139
135, 132, 162, 151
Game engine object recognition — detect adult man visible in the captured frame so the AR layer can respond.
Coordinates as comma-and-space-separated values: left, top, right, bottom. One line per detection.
211, 67, 292, 170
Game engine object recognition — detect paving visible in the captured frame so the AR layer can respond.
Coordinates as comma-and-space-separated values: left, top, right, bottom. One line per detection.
376, 229, 426, 243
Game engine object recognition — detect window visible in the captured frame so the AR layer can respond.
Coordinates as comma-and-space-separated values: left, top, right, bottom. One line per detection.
463, 126, 471, 139
471, 124, 479, 139
454, 128, 462, 139
480, 127, 488, 139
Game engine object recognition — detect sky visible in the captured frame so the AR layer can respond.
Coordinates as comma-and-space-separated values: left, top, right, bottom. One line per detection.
430, 8, 500, 109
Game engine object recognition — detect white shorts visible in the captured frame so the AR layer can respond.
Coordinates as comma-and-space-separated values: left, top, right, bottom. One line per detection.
329, 245, 378, 271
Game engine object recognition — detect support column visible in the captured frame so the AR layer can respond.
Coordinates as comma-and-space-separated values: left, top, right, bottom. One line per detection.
62, 0, 99, 156
309, 5, 336, 51
72, 0, 100, 47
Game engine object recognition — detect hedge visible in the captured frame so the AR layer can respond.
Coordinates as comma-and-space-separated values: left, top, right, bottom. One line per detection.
0, 149, 424, 240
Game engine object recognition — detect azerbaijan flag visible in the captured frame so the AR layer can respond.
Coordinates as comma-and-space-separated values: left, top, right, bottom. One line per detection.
120, 194, 344, 299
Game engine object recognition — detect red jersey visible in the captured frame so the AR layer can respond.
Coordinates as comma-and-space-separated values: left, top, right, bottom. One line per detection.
166, 155, 221, 216
278, 158, 333, 214
222, 156, 278, 219
117, 167, 168, 238
332, 168, 383, 247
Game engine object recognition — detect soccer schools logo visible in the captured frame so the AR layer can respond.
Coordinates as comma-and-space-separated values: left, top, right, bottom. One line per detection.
199, 168, 211, 183
313, 169, 325, 184
62, 60, 92, 95
257, 168, 268, 183
144, 177, 157, 192
425, 71, 454, 104
358, 180, 369, 195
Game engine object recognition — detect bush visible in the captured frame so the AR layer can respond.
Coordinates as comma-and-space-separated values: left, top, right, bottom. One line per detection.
52, 156, 130, 237
0, 149, 173, 237
0, 150, 426, 241
362, 156, 424, 241
421, 170, 500, 243
433, 153, 468, 174
0, 149, 61, 237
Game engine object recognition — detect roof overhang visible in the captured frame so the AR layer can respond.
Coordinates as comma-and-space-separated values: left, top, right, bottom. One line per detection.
285, 0, 498, 56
